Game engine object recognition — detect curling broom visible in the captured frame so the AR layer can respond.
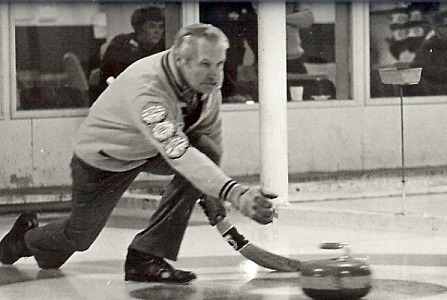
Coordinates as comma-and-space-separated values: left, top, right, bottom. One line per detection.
213, 216, 301, 272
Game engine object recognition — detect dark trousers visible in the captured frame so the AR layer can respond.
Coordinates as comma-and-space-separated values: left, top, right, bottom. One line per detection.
24, 141, 220, 269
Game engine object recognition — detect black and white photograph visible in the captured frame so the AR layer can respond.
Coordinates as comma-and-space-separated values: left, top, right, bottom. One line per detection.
1, 1, 447, 299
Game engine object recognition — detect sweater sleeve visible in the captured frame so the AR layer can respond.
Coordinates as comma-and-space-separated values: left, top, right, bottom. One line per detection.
127, 85, 231, 198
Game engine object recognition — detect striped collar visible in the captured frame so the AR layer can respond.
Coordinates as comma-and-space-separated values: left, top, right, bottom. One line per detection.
161, 51, 198, 105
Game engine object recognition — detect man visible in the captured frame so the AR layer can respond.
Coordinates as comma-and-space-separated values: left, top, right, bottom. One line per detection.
286, 2, 314, 74
0, 24, 275, 284
411, 10, 447, 95
92, 6, 166, 102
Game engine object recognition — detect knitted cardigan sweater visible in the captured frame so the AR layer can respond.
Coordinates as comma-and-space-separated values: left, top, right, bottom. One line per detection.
75, 49, 231, 198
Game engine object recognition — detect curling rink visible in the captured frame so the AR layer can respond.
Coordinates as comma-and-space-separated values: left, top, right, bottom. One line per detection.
1, 192, 447, 300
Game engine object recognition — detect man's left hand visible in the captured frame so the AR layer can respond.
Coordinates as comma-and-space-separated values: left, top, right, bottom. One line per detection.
198, 196, 227, 226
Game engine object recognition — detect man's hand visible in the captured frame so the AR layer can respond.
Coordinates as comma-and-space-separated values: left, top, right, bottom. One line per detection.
198, 196, 227, 226
228, 186, 276, 224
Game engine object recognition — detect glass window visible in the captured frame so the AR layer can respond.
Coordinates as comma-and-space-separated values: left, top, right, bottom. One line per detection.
370, 2, 447, 98
286, 2, 351, 102
10, 2, 180, 114
199, 2, 258, 104
199, 2, 351, 104
0, 8, 4, 119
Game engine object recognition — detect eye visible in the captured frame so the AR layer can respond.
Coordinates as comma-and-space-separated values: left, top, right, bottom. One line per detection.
200, 61, 212, 68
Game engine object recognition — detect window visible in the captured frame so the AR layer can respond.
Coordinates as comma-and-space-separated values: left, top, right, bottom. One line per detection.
10, 2, 180, 116
15, 25, 98, 110
199, 2, 258, 104
0, 7, 5, 119
199, 2, 351, 104
370, 2, 447, 98
286, 2, 351, 102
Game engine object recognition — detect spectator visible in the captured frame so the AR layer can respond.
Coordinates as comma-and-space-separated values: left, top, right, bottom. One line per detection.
92, 6, 166, 102
387, 3, 439, 64
286, 2, 314, 74
411, 10, 447, 95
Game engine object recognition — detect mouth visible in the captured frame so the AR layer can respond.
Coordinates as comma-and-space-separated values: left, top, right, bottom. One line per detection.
202, 82, 217, 87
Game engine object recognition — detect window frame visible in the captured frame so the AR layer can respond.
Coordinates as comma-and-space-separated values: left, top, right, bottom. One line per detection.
7, 2, 182, 119
0, 4, 8, 120
7, 2, 428, 119
8, 3, 99, 119
285, 1, 362, 109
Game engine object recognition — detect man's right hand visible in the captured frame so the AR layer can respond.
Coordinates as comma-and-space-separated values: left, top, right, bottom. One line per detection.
228, 186, 276, 224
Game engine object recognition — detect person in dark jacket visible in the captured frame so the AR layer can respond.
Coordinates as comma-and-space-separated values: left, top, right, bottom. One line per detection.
92, 6, 166, 102
411, 10, 447, 95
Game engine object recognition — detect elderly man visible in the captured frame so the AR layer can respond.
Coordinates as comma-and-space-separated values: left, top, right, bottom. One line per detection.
0, 24, 275, 284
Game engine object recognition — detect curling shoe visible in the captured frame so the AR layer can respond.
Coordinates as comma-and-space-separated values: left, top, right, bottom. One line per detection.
0, 212, 38, 265
124, 248, 197, 284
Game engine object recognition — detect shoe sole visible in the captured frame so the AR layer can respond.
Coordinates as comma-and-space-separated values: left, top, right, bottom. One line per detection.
124, 273, 196, 284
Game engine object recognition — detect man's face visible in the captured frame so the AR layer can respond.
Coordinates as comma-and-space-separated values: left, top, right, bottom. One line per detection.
178, 38, 226, 94
139, 21, 164, 44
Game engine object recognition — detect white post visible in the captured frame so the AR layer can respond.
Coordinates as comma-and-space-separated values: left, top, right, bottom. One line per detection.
257, 2, 289, 207
181, 2, 200, 26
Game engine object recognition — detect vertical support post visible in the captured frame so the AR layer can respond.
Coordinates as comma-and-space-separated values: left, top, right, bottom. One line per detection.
399, 86, 405, 185
181, 2, 200, 26
399, 85, 406, 214
257, 2, 289, 206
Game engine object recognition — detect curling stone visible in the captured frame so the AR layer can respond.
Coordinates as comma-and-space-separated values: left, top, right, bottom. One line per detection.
299, 243, 372, 300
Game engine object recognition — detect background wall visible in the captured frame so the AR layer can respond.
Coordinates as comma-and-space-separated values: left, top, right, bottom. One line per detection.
220, 103, 447, 176
2, 2, 447, 191
1, 103, 447, 189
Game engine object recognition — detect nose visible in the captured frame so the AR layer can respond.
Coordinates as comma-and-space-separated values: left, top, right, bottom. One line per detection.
205, 71, 219, 85
211, 67, 225, 86
151, 28, 163, 35
210, 64, 223, 77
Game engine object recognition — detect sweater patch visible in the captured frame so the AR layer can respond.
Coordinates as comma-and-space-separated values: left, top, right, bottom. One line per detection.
141, 103, 167, 125
151, 121, 176, 141
164, 135, 189, 159
141, 102, 189, 159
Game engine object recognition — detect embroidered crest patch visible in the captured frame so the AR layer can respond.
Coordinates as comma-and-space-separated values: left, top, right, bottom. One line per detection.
141, 103, 166, 125
151, 121, 176, 142
164, 135, 189, 158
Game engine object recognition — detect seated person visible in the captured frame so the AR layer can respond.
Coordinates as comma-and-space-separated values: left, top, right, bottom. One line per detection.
94, 6, 165, 101
411, 10, 447, 95
286, 3, 336, 101
286, 2, 314, 74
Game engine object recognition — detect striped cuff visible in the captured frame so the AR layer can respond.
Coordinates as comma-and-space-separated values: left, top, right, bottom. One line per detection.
219, 179, 239, 201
